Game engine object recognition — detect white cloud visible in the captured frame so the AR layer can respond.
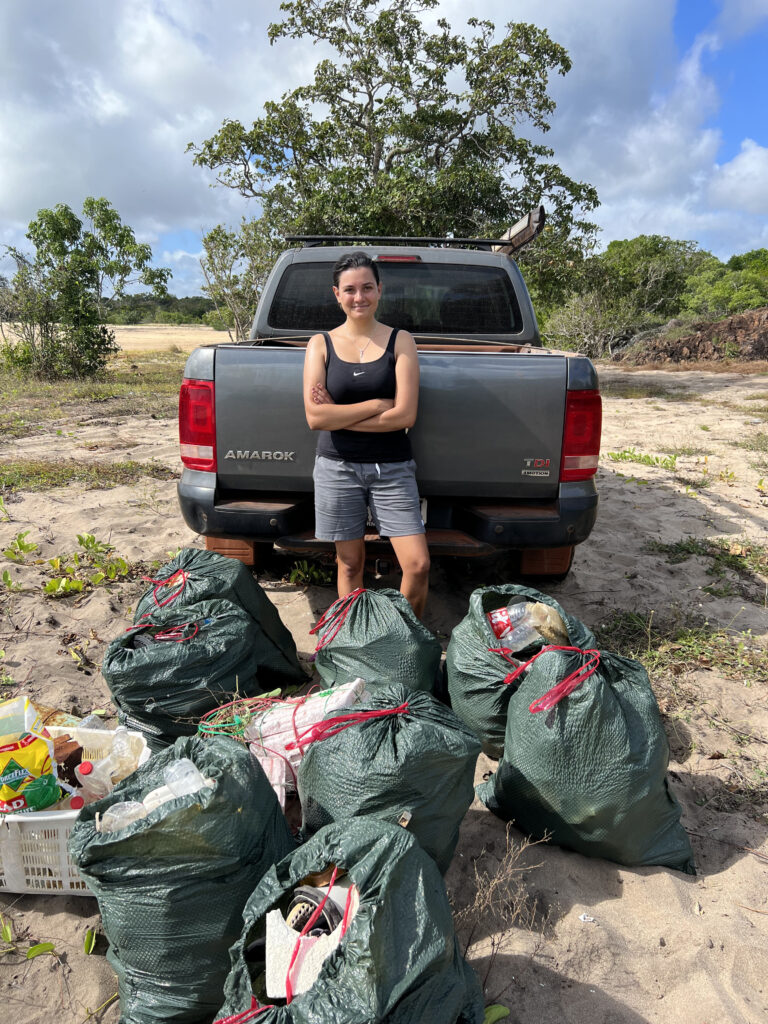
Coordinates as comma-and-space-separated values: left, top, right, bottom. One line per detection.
715, 0, 768, 39
709, 139, 768, 215
1, 1, 768, 291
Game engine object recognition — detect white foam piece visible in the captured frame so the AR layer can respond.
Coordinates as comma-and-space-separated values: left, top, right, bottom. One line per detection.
265, 884, 359, 999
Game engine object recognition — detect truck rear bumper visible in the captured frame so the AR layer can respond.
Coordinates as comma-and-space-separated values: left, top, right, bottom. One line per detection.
178, 471, 598, 554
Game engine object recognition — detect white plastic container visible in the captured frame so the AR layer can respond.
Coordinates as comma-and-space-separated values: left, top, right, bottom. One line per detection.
0, 725, 149, 895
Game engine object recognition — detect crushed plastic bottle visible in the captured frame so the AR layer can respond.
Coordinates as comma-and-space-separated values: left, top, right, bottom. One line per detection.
141, 784, 175, 813
77, 714, 108, 730
73, 727, 139, 803
164, 758, 209, 797
487, 600, 570, 651
100, 801, 148, 833
487, 602, 542, 650
141, 760, 212, 813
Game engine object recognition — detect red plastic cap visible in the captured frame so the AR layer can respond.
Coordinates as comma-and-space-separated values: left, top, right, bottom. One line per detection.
79, 761, 94, 776
70, 796, 85, 810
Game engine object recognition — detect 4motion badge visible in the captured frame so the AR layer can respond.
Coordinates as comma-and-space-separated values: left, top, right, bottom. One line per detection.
521, 457, 550, 478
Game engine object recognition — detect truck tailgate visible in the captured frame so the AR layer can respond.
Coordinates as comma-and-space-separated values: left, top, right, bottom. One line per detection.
415, 351, 565, 498
214, 347, 566, 499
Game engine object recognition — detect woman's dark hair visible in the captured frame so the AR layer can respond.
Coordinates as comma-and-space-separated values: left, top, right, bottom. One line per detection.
332, 251, 380, 287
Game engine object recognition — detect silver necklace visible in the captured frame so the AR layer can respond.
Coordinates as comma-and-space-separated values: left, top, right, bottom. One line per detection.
358, 337, 373, 362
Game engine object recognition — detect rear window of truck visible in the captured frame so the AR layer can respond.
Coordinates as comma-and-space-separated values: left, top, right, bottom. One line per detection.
268, 261, 523, 334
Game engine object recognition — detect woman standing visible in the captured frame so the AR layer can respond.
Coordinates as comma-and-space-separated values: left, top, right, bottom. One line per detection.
303, 252, 430, 618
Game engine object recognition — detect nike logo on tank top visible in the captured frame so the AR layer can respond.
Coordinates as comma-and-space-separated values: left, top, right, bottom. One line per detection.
315, 328, 413, 463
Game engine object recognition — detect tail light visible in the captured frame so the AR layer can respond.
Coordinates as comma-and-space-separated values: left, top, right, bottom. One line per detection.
560, 390, 601, 481
179, 378, 216, 472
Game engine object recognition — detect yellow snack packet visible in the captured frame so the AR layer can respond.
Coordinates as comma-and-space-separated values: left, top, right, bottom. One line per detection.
0, 697, 58, 813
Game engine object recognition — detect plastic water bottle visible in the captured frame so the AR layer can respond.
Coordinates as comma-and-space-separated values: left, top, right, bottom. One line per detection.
142, 784, 175, 813
109, 726, 137, 783
487, 602, 542, 651
78, 713, 108, 730
163, 758, 209, 797
73, 728, 139, 802
100, 801, 147, 833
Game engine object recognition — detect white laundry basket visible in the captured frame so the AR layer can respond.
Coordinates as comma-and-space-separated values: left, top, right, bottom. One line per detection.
0, 725, 149, 895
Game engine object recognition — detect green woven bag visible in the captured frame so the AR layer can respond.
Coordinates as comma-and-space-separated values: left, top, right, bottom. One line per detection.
446, 584, 594, 757
477, 644, 696, 874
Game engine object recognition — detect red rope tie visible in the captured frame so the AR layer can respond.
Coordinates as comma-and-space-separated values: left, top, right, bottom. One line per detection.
154, 622, 200, 643
488, 645, 524, 685
285, 866, 339, 1004
214, 998, 274, 1023
140, 568, 190, 610
309, 588, 365, 651
290, 690, 313, 755
285, 703, 410, 752
339, 882, 355, 938
493, 644, 602, 712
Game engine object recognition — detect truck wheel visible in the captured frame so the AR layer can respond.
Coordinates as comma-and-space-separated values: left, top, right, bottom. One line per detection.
519, 545, 574, 582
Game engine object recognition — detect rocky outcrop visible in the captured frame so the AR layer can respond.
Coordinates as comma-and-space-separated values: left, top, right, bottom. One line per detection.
623, 307, 768, 363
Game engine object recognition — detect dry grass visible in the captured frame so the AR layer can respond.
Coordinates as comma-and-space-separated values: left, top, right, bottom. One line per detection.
451, 828, 547, 1003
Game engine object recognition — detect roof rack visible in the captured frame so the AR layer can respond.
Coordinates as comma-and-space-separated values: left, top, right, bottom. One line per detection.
286, 206, 545, 254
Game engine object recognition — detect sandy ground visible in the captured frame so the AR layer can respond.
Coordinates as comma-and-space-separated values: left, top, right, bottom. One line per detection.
0, 347, 767, 1023
112, 323, 223, 352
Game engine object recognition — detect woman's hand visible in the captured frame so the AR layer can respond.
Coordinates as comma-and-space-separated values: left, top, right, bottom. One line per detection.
311, 382, 335, 405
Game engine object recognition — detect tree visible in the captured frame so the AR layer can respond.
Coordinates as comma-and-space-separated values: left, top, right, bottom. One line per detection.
199, 218, 283, 342
2, 199, 170, 379
594, 235, 710, 319
544, 289, 639, 359
542, 235, 711, 356
189, 0, 598, 282
681, 253, 768, 319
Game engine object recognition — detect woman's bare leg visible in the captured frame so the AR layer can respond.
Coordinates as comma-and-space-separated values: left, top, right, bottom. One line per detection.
389, 533, 430, 618
335, 538, 366, 597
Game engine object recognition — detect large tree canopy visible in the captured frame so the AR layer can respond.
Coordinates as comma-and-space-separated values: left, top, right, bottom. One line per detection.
190, 0, 598, 253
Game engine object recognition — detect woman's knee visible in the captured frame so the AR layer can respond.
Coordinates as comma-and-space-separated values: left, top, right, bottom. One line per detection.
336, 545, 365, 577
401, 552, 430, 579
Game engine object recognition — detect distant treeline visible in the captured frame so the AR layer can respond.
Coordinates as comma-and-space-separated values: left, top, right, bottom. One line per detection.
104, 292, 218, 325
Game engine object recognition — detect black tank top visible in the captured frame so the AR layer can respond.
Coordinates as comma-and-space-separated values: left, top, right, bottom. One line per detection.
315, 328, 413, 463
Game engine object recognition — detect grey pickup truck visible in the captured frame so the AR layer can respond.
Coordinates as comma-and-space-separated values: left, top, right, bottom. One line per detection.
177, 217, 601, 578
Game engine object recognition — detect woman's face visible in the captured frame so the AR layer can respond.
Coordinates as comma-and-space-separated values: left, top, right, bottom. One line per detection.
333, 266, 381, 320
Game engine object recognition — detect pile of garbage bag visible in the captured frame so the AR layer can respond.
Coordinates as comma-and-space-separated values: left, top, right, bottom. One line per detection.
476, 639, 696, 873
69, 734, 296, 1024
36, 554, 694, 1024
103, 598, 268, 751
135, 548, 305, 689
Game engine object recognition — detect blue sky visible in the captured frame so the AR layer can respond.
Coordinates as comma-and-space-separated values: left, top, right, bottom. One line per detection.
1, 0, 768, 295
674, 0, 768, 162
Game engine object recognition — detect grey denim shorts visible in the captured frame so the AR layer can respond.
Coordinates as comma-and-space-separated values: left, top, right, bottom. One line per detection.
313, 456, 425, 541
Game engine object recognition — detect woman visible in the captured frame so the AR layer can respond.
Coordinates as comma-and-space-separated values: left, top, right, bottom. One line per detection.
303, 251, 430, 618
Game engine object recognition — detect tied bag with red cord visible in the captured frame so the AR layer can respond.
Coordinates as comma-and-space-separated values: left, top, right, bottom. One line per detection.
311, 588, 443, 696
445, 584, 595, 758
476, 640, 696, 874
